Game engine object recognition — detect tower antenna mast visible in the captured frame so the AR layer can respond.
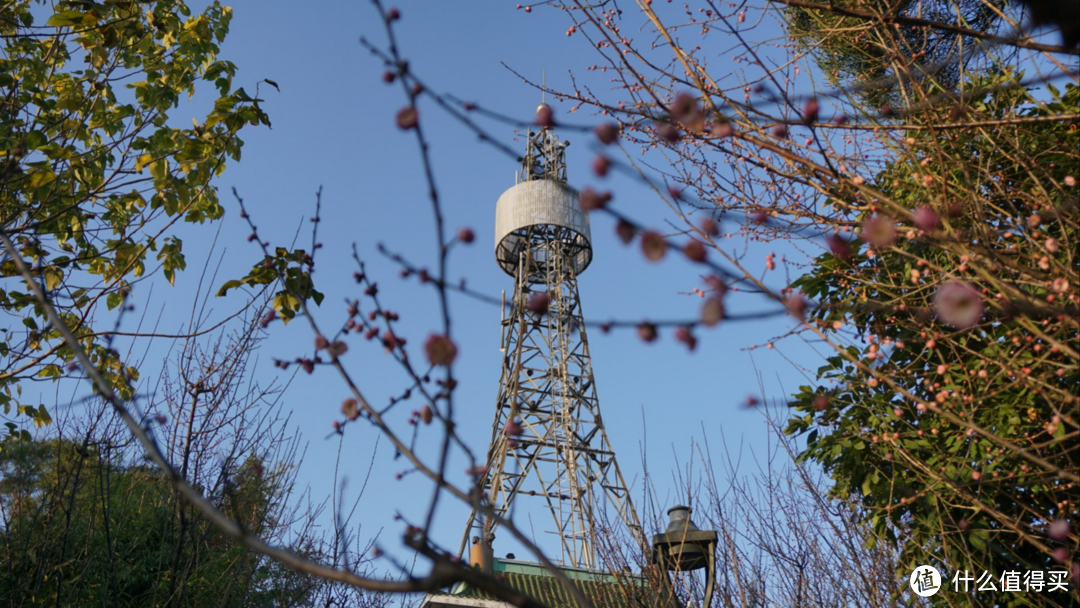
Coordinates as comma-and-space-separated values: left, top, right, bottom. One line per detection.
460, 107, 641, 569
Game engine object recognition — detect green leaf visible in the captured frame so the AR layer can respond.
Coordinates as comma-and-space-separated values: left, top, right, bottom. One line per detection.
43, 267, 63, 291
216, 279, 242, 297
106, 291, 124, 311
46, 10, 87, 27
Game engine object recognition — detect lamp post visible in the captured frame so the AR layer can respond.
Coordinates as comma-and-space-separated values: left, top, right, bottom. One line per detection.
651, 505, 718, 607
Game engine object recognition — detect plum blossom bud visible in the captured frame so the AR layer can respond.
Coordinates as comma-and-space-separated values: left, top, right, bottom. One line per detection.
699, 217, 719, 236
637, 322, 658, 343
813, 395, 830, 411
1048, 519, 1070, 541
860, 215, 896, 249
457, 227, 475, 243
801, 97, 819, 124
591, 155, 611, 177
327, 341, 349, 358
615, 220, 635, 244
785, 293, 808, 322
1045, 238, 1060, 253
314, 335, 330, 350
396, 106, 418, 130
342, 398, 359, 421
934, 281, 983, 329
640, 231, 667, 262
579, 188, 612, 212
701, 297, 724, 327
527, 292, 550, 314
914, 206, 939, 232
655, 122, 681, 143
674, 326, 697, 351
424, 334, 458, 366
535, 104, 555, 128
683, 240, 707, 263
420, 405, 433, 425
711, 122, 733, 139
827, 234, 852, 260
594, 123, 619, 145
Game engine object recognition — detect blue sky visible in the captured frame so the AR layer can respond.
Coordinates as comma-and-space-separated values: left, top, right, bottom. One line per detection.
50, 0, 832, 572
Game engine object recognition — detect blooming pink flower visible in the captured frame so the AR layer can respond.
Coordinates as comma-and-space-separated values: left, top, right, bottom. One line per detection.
934, 281, 983, 329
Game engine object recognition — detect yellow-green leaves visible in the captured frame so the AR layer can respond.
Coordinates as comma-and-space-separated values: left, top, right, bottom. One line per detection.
217, 248, 323, 324
46, 10, 99, 28
0, 0, 270, 444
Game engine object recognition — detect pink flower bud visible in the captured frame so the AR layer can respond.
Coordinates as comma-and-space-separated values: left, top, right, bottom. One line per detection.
594, 123, 619, 145
913, 206, 939, 232
640, 231, 667, 262
683, 240, 707, 263
424, 334, 458, 366
342, 398, 359, 421
637, 322, 658, 343
395, 106, 418, 130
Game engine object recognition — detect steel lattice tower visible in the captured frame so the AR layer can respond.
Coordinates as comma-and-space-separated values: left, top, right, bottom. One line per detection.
460, 113, 641, 569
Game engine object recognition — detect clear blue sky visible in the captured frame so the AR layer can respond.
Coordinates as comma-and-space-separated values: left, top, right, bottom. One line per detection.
74, 0, 830, 571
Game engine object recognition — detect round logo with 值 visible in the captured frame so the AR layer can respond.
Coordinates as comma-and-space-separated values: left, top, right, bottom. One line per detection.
909, 565, 942, 597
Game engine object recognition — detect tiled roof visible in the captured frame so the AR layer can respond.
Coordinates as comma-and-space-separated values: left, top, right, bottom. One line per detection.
424, 561, 674, 608
458, 571, 663, 607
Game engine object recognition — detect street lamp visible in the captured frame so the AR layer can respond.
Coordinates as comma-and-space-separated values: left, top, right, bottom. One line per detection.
651, 505, 718, 607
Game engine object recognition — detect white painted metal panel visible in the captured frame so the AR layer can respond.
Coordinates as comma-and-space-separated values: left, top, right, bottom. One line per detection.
494, 179, 592, 276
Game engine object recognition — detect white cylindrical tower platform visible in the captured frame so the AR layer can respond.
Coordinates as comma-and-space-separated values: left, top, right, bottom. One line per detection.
494, 179, 592, 277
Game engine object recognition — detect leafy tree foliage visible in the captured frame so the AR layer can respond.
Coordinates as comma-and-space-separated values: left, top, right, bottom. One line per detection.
787, 75, 1079, 605
785, 0, 1007, 107
0, 438, 313, 606
0, 0, 270, 441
